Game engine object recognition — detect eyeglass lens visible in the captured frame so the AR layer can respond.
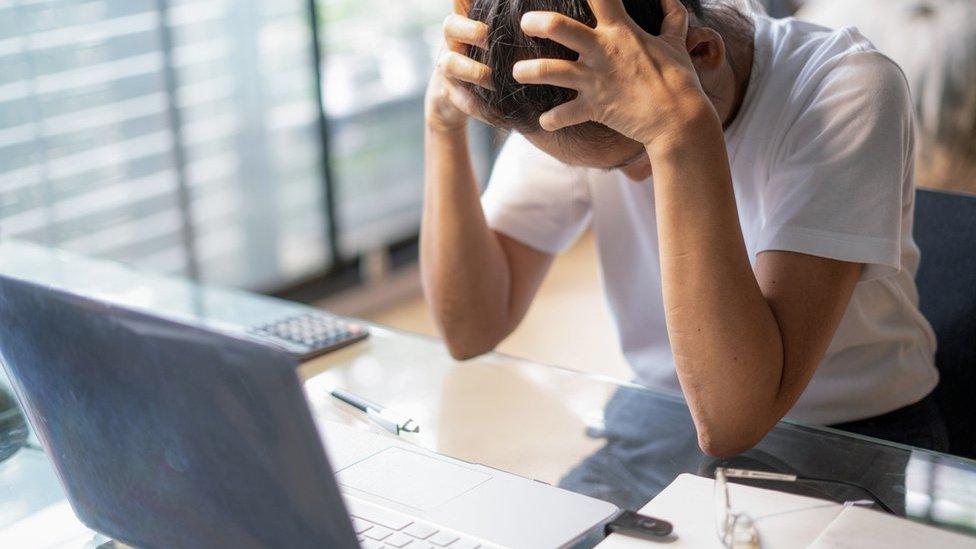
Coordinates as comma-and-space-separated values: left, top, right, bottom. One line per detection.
715, 469, 760, 548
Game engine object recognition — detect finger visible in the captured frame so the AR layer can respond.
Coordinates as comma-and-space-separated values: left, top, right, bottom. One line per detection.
539, 99, 592, 131
659, 0, 690, 39
584, 0, 628, 22
439, 51, 495, 90
452, 0, 472, 16
445, 78, 495, 126
444, 14, 489, 50
521, 12, 597, 54
512, 59, 586, 89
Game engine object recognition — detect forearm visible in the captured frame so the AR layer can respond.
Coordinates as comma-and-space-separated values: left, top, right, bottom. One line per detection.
421, 124, 512, 358
502, 0, 858, 455
647, 114, 787, 455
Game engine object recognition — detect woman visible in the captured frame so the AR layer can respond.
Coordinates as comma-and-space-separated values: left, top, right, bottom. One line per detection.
421, 0, 946, 456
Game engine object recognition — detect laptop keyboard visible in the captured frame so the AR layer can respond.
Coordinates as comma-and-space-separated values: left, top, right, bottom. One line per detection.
346, 498, 489, 549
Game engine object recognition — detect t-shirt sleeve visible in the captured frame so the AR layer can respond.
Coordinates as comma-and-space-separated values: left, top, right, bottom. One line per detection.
481, 133, 592, 255
759, 50, 915, 281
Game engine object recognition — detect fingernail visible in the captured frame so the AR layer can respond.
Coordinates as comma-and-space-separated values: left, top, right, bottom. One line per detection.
512, 61, 526, 82
521, 12, 544, 30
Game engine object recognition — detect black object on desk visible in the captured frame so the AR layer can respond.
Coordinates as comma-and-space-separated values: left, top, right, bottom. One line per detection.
605, 510, 674, 541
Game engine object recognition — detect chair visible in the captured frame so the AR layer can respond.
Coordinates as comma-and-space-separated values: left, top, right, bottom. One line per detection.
914, 188, 976, 459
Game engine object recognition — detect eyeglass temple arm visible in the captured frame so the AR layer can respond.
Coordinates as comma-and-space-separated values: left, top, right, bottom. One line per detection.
721, 469, 896, 515
799, 476, 896, 515
722, 468, 798, 481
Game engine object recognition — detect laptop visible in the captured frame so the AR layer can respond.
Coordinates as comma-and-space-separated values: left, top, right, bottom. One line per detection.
0, 274, 618, 548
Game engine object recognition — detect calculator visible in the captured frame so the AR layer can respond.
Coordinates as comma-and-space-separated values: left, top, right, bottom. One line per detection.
247, 312, 369, 360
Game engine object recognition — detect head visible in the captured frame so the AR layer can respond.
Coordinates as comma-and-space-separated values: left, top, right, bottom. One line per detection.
466, 0, 753, 180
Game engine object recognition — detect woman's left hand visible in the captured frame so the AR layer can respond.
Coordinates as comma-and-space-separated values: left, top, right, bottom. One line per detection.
513, 0, 718, 149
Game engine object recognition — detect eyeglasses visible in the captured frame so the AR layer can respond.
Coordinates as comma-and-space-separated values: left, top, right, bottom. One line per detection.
714, 468, 894, 548
715, 468, 761, 548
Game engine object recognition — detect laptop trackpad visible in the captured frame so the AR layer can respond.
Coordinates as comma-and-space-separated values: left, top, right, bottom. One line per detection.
336, 447, 491, 511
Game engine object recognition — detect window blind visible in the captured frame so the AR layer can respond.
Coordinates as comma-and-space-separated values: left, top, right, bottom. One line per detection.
0, 0, 331, 290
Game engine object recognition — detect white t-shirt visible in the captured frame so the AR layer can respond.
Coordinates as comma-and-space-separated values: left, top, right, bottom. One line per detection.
480, 15, 939, 425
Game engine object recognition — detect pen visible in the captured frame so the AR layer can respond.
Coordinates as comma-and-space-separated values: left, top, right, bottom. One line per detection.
329, 388, 420, 436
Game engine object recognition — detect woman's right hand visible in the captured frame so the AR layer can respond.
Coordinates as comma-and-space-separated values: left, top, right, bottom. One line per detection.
425, 1, 495, 133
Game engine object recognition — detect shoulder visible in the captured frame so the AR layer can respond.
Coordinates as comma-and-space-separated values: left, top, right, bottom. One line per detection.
755, 17, 913, 161
766, 17, 911, 111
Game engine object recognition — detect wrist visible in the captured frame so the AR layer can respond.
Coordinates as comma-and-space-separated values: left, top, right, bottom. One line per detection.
426, 116, 469, 137
642, 98, 722, 155
423, 71, 470, 135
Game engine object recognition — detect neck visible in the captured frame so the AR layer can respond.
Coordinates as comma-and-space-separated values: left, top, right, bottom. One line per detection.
721, 19, 755, 129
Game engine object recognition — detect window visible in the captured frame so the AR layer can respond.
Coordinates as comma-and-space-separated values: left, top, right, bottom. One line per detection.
0, 0, 329, 290
318, 0, 492, 258
0, 0, 492, 291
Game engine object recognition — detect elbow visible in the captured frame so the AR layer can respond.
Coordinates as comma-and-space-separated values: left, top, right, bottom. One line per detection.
429, 301, 507, 361
698, 436, 757, 459
695, 421, 769, 459
441, 324, 501, 361
444, 338, 493, 361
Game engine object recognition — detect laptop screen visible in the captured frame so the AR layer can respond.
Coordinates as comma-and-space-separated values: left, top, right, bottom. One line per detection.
0, 275, 358, 548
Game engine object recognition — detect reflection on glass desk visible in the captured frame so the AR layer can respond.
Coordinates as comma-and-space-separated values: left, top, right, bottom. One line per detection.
1, 240, 975, 547
302, 331, 976, 537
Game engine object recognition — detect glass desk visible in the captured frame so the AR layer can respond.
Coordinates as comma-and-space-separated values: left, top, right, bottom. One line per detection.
1, 240, 975, 547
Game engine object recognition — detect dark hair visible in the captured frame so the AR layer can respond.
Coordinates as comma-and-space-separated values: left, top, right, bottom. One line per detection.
466, 0, 747, 142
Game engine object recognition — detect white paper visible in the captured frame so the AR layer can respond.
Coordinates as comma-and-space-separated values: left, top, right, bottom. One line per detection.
809, 505, 976, 549
597, 474, 844, 548
597, 474, 976, 549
